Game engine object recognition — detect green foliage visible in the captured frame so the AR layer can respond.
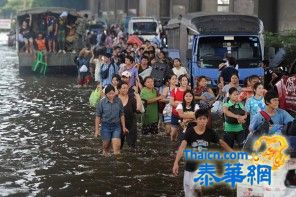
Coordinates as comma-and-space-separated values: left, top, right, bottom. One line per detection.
265, 30, 296, 48
0, 0, 33, 14
0, 0, 86, 15
265, 30, 296, 65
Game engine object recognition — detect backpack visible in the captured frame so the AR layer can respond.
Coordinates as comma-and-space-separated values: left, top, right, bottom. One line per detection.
100, 63, 115, 80
224, 103, 245, 124
151, 62, 170, 87
243, 111, 273, 152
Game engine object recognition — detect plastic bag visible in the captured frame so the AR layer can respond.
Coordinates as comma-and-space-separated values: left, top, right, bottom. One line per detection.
79, 64, 88, 72
211, 100, 223, 114
89, 89, 101, 107
163, 103, 172, 116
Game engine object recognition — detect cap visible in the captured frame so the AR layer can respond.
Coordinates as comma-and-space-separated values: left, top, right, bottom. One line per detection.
121, 71, 132, 78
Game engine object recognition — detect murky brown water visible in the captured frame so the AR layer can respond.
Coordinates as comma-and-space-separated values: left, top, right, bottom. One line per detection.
0, 33, 235, 196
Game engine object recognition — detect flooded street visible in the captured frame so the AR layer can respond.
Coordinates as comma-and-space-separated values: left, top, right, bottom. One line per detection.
0, 33, 234, 196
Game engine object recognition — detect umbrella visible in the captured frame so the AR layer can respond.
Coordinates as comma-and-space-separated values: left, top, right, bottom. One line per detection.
127, 35, 143, 46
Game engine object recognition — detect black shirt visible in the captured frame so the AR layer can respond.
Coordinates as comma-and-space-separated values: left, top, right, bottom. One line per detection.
264, 68, 274, 89
183, 126, 220, 172
123, 95, 137, 129
220, 66, 239, 84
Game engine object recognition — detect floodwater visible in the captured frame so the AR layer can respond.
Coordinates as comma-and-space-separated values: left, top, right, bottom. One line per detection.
0, 33, 234, 196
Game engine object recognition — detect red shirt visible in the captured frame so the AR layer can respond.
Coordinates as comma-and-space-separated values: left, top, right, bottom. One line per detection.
171, 88, 185, 116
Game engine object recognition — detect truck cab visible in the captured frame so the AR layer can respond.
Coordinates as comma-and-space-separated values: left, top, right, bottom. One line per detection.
127, 17, 160, 42
165, 13, 265, 88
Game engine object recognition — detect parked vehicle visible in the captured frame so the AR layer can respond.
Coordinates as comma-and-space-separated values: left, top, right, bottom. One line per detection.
125, 17, 161, 42
165, 12, 264, 88
16, 7, 79, 74
275, 62, 296, 115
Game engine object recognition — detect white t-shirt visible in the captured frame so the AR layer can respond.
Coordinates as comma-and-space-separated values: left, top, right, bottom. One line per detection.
93, 58, 103, 82
172, 67, 187, 78
176, 103, 200, 112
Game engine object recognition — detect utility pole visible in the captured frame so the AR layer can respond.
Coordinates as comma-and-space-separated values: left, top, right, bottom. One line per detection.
114, 0, 117, 23
23, 0, 27, 9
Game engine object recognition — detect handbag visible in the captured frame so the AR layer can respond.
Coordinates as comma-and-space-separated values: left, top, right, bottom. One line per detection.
225, 103, 245, 124
243, 111, 273, 152
163, 103, 172, 116
211, 100, 223, 114
100, 64, 110, 79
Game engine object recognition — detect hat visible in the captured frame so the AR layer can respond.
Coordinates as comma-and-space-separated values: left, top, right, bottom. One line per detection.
121, 71, 132, 78
60, 11, 68, 18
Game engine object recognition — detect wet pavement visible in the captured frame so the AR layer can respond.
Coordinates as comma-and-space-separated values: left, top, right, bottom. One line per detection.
0, 33, 234, 196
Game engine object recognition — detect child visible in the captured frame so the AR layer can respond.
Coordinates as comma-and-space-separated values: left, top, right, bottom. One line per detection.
223, 87, 247, 149
34, 33, 48, 64
173, 109, 233, 197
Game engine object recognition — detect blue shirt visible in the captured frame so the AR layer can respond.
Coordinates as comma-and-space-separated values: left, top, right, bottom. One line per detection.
96, 97, 124, 123
245, 96, 266, 122
249, 108, 294, 134
100, 63, 119, 87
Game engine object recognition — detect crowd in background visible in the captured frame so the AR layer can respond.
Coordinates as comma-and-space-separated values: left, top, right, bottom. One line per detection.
18, 12, 93, 55
73, 26, 295, 158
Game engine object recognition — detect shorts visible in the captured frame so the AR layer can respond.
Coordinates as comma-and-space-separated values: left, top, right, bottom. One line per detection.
47, 32, 57, 41
184, 170, 201, 197
171, 114, 180, 127
101, 122, 121, 141
78, 74, 92, 85
38, 49, 47, 55
223, 131, 245, 149
58, 30, 65, 41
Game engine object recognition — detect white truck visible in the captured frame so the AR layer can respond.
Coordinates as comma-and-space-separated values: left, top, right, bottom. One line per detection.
126, 17, 161, 42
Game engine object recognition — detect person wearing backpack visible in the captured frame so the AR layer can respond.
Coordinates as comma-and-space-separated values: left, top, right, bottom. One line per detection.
249, 91, 294, 134
100, 53, 118, 87
223, 87, 247, 149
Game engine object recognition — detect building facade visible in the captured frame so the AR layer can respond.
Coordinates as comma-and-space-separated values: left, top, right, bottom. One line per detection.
87, 0, 296, 33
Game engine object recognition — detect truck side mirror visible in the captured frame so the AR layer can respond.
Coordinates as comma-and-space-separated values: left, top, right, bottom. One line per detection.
186, 49, 192, 60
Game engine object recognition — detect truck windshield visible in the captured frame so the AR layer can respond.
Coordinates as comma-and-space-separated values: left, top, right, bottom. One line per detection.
132, 22, 157, 35
197, 36, 262, 68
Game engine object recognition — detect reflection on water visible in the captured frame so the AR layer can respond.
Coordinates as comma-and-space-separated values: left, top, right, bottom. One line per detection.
0, 33, 234, 196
